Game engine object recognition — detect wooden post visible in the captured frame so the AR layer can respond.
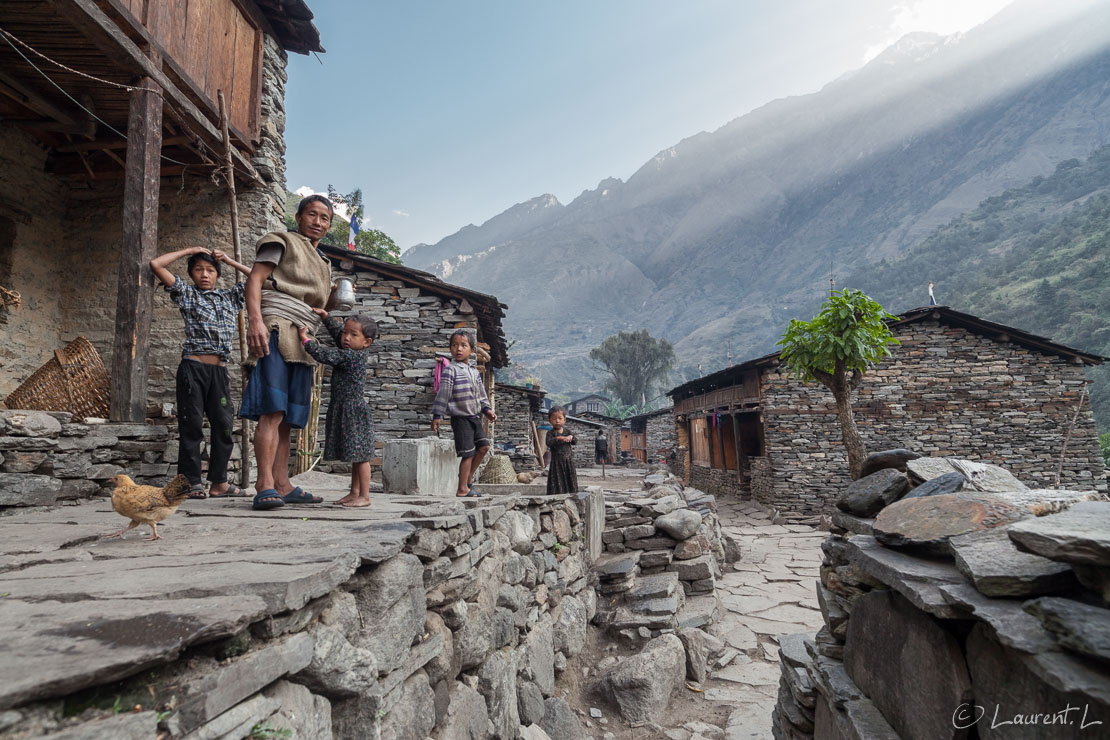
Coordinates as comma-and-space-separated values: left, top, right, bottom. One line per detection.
732, 413, 744, 481
109, 76, 162, 422
217, 90, 252, 487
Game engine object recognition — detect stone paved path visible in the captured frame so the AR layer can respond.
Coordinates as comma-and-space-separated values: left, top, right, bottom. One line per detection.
705, 497, 826, 740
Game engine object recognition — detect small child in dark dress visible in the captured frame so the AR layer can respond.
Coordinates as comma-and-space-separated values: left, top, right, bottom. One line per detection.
545, 406, 578, 495
298, 311, 378, 508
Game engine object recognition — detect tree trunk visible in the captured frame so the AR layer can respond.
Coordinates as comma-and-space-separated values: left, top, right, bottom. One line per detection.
833, 388, 865, 480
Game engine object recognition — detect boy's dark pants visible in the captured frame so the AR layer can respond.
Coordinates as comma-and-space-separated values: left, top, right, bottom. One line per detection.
176, 360, 235, 485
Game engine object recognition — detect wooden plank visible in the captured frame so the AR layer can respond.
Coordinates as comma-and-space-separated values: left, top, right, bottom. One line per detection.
183, 0, 214, 94
204, 0, 236, 107
110, 76, 163, 422
230, 14, 255, 134
248, 25, 262, 140
151, 0, 188, 64
48, 0, 262, 183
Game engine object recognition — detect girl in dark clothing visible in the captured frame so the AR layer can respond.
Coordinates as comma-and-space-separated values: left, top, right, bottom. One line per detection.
298, 311, 378, 507
546, 406, 578, 495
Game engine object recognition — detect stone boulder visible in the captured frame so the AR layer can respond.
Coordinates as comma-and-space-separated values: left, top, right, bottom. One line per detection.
435, 681, 489, 740
494, 510, 539, 555
836, 468, 910, 517
902, 472, 968, 499
479, 649, 520, 739
906, 457, 958, 483
1023, 597, 1110, 665
381, 672, 436, 740
950, 529, 1078, 598
858, 448, 920, 478
655, 509, 703, 541
0, 410, 61, 437
591, 634, 686, 723
677, 627, 712, 683
873, 493, 1029, 556
552, 595, 587, 658
1008, 501, 1110, 567
540, 697, 586, 740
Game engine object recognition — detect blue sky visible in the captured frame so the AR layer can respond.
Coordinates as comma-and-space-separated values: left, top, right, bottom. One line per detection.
285, 1, 1013, 249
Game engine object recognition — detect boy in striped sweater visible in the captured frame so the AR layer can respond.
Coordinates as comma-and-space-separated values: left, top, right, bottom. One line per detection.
431, 330, 498, 497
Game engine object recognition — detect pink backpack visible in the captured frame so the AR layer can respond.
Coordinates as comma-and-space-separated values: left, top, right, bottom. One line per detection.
433, 356, 451, 393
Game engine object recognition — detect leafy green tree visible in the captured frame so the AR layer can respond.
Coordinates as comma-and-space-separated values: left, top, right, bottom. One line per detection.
322, 186, 401, 263
590, 330, 676, 406
1100, 432, 1110, 468
777, 289, 899, 480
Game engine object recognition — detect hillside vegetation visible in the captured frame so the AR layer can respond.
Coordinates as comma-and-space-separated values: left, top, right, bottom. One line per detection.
851, 146, 1110, 426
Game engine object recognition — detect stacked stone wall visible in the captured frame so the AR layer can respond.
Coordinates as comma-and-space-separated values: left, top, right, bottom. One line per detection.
0, 409, 241, 508
305, 270, 483, 474
1, 490, 606, 739
689, 464, 747, 500
645, 412, 677, 461
494, 386, 539, 471
758, 320, 1106, 517
1, 38, 288, 432
563, 418, 603, 469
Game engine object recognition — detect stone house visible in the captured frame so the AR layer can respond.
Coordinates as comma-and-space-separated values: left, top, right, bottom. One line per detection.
310, 246, 508, 472
577, 410, 623, 463
627, 407, 676, 464
566, 393, 610, 415
0, 0, 321, 491
492, 382, 544, 471
667, 306, 1107, 518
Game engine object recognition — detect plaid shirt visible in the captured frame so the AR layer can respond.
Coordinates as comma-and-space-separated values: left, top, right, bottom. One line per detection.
167, 277, 245, 362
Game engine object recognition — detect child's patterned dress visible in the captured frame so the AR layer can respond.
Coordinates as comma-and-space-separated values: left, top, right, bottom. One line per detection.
304, 316, 374, 462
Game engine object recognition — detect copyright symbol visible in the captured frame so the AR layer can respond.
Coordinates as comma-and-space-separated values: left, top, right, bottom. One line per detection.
953, 703, 985, 729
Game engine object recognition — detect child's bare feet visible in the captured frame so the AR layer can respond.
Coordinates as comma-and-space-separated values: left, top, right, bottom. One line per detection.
333, 493, 357, 506
340, 497, 370, 508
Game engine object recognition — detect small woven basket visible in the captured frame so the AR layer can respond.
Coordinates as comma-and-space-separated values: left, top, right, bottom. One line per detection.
5, 337, 110, 421
479, 454, 518, 484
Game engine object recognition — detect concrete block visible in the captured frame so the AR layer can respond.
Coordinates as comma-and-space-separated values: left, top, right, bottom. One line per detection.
382, 437, 458, 495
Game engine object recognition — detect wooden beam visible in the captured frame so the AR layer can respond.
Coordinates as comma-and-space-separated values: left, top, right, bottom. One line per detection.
0, 68, 81, 129
55, 134, 192, 152
109, 76, 162, 422
46, 0, 263, 185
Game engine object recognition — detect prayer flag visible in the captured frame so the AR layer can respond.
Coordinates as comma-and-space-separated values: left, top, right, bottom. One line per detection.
348, 213, 359, 251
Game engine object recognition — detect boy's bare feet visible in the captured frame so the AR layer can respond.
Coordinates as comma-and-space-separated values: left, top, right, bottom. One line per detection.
340, 497, 371, 508
333, 493, 356, 506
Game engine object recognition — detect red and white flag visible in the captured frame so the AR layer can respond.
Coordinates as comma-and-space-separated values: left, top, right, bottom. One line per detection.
347, 213, 359, 251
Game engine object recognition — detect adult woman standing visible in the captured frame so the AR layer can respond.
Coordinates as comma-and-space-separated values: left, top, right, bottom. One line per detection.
241, 194, 337, 510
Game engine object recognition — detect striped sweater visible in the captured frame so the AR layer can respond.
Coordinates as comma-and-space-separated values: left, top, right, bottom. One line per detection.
431, 361, 491, 419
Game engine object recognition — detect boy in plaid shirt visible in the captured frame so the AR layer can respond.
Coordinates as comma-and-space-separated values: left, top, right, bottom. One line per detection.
150, 246, 251, 498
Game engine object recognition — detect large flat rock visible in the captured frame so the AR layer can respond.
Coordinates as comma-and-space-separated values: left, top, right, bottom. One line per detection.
847, 535, 967, 618
0, 489, 510, 710
1008, 501, 1110, 567
950, 528, 1078, 598
873, 493, 1029, 556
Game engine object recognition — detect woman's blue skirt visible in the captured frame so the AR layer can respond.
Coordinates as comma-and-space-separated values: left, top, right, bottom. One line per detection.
239, 330, 313, 429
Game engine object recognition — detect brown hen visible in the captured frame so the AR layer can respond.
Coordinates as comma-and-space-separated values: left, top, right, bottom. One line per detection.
103, 473, 192, 541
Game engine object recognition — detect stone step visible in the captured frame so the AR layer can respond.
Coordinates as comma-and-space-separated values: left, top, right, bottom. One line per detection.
626, 572, 680, 600
677, 595, 720, 630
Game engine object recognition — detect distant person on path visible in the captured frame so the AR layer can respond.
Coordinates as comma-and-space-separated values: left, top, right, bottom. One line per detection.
546, 406, 578, 495
299, 311, 378, 508
431, 330, 497, 497
149, 246, 251, 499
595, 430, 609, 465
241, 194, 338, 511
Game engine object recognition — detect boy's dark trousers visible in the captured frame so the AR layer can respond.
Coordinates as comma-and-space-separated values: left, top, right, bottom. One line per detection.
176, 360, 235, 484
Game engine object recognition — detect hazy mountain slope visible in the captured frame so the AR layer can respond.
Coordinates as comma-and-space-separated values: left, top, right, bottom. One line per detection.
404, 0, 1110, 395
849, 145, 1110, 424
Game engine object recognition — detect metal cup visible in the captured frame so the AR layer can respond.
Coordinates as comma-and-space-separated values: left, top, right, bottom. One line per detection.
334, 277, 356, 311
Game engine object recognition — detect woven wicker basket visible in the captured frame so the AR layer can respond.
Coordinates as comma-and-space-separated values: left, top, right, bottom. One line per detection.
479, 454, 518, 484
5, 337, 110, 421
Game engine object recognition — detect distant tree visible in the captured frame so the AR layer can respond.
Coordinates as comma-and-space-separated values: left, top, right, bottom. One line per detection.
321, 186, 401, 263
777, 289, 899, 480
590, 330, 676, 406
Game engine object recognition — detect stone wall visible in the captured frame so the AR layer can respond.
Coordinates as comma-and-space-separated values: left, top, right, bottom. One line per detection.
757, 319, 1106, 516
578, 411, 623, 465
0, 38, 289, 423
0, 409, 241, 508
594, 472, 729, 642
689, 464, 746, 501
494, 385, 540, 471
1, 489, 606, 739
562, 418, 603, 470
645, 412, 677, 461
773, 500, 1110, 739
307, 268, 485, 474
